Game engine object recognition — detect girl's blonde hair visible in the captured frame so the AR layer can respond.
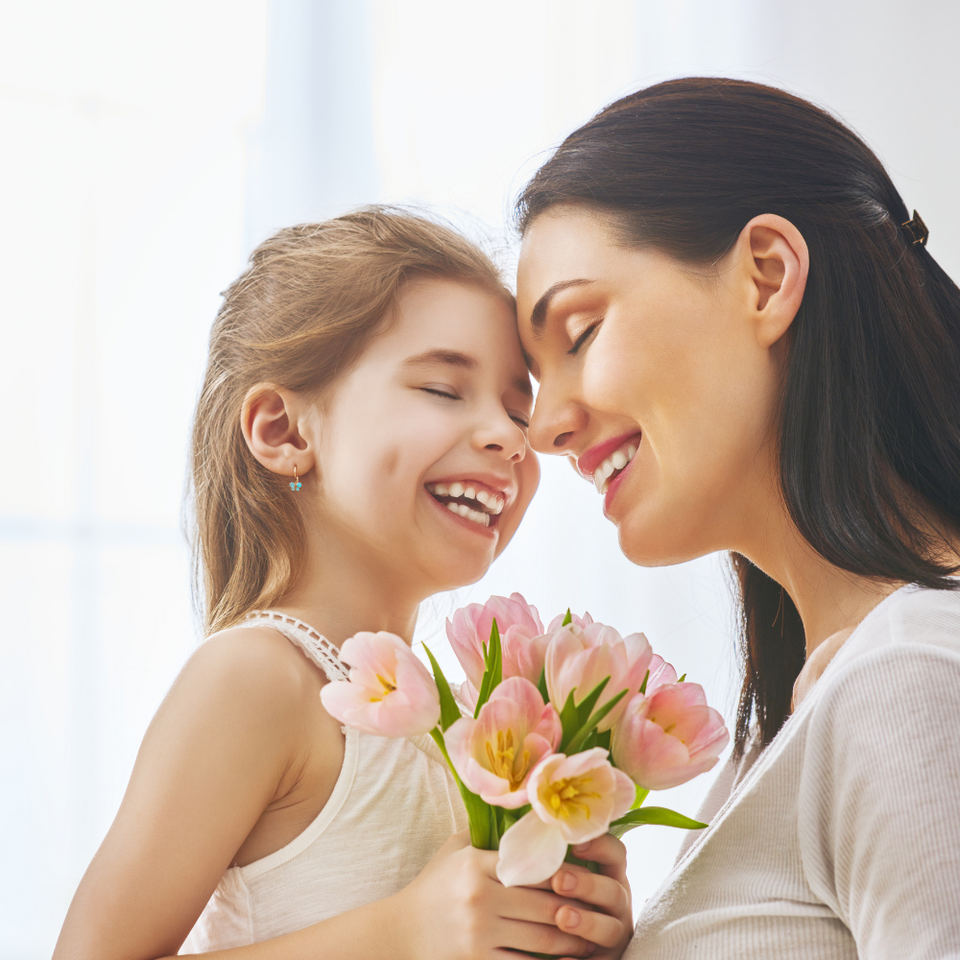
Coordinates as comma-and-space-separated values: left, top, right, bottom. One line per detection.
189, 206, 511, 634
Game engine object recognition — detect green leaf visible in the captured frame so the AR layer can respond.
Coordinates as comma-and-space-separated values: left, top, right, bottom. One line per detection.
474, 617, 503, 718
608, 806, 708, 839
561, 608, 573, 626
430, 728, 498, 849
631, 785, 649, 809
580, 687, 628, 735
596, 729, 611, 751
639, 668, 650, 695
574, 676, 610, 727
558, 689, 580, 749
537, 666, 549, 704
678, 673, 687, 683
564, 688, 629, 754
422, 644, 462, 732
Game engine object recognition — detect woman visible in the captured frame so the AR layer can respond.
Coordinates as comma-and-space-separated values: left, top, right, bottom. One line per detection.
514, 78, 960, 958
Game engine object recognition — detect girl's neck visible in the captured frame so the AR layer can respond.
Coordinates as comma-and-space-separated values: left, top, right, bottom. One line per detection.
273, 526, 425, 647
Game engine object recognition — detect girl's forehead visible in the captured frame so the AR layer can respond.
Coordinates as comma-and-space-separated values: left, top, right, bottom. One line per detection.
371, 278, 526, 375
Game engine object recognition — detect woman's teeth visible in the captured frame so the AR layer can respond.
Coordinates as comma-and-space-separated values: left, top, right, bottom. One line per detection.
425, 481, 505, 528
594, 441, 638, 494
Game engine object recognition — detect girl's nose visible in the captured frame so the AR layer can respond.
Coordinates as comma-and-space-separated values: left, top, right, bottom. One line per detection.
475, 410, 528, 462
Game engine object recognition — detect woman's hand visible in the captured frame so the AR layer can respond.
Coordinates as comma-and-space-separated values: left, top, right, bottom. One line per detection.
550, 835, 633, 960
392, 831, 597, 960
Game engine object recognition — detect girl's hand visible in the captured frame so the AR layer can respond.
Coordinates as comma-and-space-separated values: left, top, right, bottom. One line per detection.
550, 835, 633, 960
393, 831, 596, 960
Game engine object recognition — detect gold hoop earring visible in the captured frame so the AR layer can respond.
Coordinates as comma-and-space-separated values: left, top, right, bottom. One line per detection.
289, 465, 302, 492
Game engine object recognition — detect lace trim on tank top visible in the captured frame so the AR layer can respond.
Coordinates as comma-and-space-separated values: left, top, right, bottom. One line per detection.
242, 610, 350, 683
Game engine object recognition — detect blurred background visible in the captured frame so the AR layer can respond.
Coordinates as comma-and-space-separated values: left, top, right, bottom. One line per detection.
2, 0, 959, 955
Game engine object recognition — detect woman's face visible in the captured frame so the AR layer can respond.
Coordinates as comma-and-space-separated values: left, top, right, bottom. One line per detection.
516, 207, 783, 566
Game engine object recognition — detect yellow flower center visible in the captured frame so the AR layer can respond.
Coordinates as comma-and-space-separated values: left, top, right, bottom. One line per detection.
484, 729, 531, 791
369, 673, 397, 703
544, 774, 601, 819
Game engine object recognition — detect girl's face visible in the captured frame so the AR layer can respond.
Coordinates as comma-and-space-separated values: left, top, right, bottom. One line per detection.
311, 278, 539, 594
516, 207, 782, 566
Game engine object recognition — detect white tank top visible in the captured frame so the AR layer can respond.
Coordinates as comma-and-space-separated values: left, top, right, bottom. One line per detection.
180, 611, 468, 952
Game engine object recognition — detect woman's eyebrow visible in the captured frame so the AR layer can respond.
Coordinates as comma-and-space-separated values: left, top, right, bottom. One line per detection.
529, 278, 594, 332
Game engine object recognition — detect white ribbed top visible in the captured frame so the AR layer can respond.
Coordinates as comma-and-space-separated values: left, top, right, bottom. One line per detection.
627, 584, 960, 959
180, 613, 467, 953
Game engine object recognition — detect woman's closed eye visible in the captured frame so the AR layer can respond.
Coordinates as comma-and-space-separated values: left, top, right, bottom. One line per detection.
567, 320, 602, 356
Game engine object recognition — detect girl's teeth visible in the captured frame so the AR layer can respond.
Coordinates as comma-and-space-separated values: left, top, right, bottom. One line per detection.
445, 500, 490, 526
449, 482, 464, 497
611, 450, 627, 470
465, 486, 476, 499
435, 483, 449, 496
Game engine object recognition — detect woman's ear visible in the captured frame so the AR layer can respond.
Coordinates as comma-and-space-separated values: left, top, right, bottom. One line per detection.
240, 384, 316, 482
732, 214, 809, 348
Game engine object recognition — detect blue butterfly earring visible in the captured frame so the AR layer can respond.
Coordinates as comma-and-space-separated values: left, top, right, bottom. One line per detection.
289, 464, 302, 492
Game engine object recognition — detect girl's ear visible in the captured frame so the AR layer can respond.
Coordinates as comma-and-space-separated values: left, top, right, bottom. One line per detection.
732, 213, 809, 348
240, 384, 316, 481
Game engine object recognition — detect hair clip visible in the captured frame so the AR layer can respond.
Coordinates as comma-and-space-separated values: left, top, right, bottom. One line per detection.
901, 210, 929, 246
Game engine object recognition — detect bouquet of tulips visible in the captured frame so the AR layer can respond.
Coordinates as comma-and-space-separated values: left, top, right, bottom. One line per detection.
320, 593, 728, 886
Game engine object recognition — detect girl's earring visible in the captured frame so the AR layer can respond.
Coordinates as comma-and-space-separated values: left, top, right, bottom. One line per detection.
289, 465, 302, 492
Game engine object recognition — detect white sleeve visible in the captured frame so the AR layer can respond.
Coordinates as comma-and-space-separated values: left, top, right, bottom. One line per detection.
797, 644, 960, 960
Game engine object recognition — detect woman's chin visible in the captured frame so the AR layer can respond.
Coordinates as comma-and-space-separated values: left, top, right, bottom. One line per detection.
616, 513, 711, 568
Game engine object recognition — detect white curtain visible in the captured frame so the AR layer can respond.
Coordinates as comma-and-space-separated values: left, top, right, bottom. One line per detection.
2, 1, 957, 955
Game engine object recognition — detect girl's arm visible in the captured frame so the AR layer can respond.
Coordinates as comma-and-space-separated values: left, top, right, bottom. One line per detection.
53, 629, 607, 960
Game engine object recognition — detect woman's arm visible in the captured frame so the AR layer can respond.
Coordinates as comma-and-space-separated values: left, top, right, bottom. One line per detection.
799, 643, 960, 959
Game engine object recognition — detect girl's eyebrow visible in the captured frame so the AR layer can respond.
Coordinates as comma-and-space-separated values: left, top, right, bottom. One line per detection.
402, 348, 478, 370
403, 348, 532, 397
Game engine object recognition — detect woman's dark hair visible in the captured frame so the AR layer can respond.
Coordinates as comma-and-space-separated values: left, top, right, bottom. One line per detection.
516, 78, 960, 756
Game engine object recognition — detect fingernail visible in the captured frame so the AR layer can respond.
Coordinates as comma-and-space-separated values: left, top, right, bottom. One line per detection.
557, 870, 577, 893
560, 906, 581, 929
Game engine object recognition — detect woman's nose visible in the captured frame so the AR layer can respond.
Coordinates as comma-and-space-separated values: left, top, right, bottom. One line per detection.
528, 383, 582, 456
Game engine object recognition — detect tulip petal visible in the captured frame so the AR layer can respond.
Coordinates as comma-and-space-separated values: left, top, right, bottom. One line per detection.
497, 811, 568, 887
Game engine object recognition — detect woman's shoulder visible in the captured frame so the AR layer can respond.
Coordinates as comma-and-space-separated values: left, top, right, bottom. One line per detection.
836, 582, 960, 667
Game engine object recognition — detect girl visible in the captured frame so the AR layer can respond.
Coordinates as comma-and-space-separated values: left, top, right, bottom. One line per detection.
53, 208, 632, 960
514, 78, 960, 958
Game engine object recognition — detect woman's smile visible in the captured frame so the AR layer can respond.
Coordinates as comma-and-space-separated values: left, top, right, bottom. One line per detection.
516, 207, 782, 567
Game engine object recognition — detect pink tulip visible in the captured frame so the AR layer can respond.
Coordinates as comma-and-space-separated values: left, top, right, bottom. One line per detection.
319, 631, 440, 737
545, 622, 653, 731
611, 682, 729, 790
496, 748, 635, 886
546, 610, 594, 632
445, 678, 561, 808
446, 594, 544, 703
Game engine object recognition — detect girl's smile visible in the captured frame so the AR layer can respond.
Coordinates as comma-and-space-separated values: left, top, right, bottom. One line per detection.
307, 277, 539, 595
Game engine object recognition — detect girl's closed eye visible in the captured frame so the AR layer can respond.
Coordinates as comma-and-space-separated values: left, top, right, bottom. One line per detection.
420, 385, 460, 400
